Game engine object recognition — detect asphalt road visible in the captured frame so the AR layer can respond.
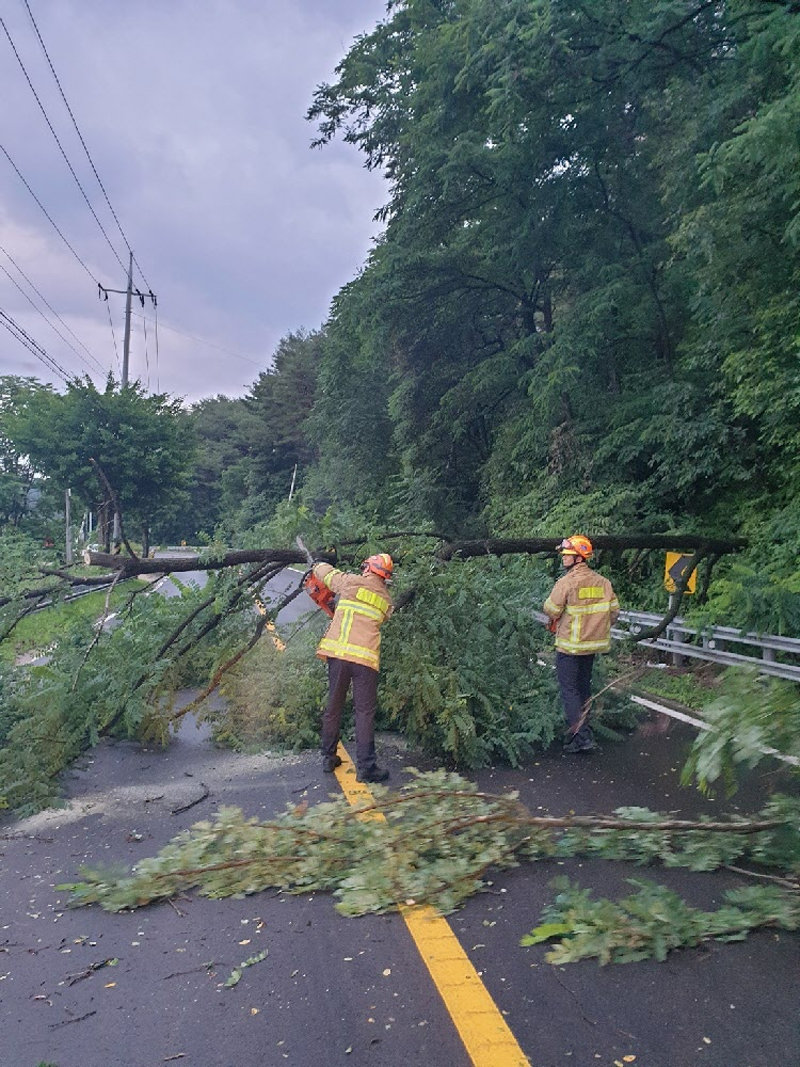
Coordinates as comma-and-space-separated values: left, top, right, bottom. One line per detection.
1, 576, 798, 1067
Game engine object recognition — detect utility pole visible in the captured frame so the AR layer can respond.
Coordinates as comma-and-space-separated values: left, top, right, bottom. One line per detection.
98, 252, 158, 549
98, 252, 157, 388
122, 250, 133, 387
65, 488, 73, 565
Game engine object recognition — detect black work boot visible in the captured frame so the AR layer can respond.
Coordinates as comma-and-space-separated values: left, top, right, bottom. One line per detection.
322, 754, 342, 773
562, 736, 596, 754
356, 766, 389, 784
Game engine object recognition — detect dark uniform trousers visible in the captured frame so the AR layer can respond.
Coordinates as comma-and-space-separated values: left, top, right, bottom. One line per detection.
555, 651, 595, 745
321, 657, 379, 775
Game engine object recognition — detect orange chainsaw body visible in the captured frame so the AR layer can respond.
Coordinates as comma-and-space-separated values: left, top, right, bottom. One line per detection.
303, 571, 336, 618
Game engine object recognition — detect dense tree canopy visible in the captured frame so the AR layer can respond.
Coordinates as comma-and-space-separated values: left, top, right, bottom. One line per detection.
304, 0, 800, 552
7, 376, 195, 552
5, 1, 798, 607
1, 0, 799, 814
0, 376, 55, 531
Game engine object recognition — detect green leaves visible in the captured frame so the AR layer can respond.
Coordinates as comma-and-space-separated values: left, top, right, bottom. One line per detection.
224, 949, 268, 988
6, 376, 195, 546
66, 770, 799, 940
380, 555, 562, 767
522, 877, 800, 966
0, 577, 254, 816
681, 670, 800, 799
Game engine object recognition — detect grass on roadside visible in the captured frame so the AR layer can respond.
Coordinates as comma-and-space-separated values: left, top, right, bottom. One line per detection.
634, 664, 722, 710
1, 581, 146, 664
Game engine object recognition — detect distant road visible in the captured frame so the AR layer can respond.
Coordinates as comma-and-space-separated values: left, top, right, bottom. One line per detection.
151, 552, 317, 631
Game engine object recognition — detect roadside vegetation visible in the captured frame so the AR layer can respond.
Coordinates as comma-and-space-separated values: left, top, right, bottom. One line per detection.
1, 0, 799, 963
0, 580, 144, 665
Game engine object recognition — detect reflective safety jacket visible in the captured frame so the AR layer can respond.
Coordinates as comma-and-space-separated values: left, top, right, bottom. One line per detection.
543, 562, 619, 655
312, 563, 393, 671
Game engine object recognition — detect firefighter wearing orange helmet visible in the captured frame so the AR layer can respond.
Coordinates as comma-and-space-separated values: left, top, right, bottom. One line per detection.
543, 535, 619, 753
311, 552, 394, 782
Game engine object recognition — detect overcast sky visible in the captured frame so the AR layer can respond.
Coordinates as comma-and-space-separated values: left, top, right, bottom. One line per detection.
0, 0, 389, 404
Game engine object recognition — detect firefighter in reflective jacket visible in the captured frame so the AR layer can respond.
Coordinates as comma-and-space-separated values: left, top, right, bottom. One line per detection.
543, 535, 619, 753
312, 553, 394, 783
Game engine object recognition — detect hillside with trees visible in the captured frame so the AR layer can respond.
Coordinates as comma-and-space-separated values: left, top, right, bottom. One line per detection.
183, 0, 799, 632
1, 1, 799, 818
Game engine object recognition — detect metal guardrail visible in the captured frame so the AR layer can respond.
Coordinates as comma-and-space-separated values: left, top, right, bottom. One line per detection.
615, 610, 800, 683
531, 608, 799, 764
533, 607, 799, 681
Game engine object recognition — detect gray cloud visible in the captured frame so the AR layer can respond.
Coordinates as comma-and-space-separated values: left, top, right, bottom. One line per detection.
0, 0, 387, 402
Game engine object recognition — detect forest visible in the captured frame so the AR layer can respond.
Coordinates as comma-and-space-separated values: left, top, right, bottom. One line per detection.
1, 0, 799, 817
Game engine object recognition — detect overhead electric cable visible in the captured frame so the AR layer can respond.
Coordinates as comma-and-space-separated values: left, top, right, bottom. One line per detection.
153, 298, 160, 392
143, 313, 150, 390
20, 0, 153, 294
0, 13, 127, 276
0, 260, 103, 378
0, 142, 98, 283
102, 296, 121, 375
0, 306, 71, 383
0, 242, 105, 374
146, 316, 264, 366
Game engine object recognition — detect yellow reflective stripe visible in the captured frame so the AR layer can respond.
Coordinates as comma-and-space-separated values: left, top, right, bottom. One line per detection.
556, 637, 611, 653
339, 597, 385, 621
355, 587, 390, 613
338, 605, 356, 646
566, 601, 615, 616
578, 586, 605, 600
318, 636, 379, 667
543, 597, 561, 616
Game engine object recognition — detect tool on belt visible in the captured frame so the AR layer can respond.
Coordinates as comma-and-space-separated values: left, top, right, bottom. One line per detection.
296, 536, 336, 618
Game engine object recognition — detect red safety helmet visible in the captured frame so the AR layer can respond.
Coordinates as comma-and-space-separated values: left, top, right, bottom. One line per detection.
362, 552, 393, 581
558, 534, 593, 560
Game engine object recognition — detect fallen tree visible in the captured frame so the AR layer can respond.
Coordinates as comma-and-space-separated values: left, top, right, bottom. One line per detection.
78, 533, 736, 680
83, 534, 746, 574
0, 527, 753, 816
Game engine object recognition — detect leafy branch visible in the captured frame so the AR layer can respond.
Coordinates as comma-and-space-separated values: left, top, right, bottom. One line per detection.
522, 878, 800, 965
64, 771, 799, 930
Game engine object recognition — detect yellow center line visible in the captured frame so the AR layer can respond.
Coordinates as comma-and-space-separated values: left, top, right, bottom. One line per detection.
333, 744, 530, 1067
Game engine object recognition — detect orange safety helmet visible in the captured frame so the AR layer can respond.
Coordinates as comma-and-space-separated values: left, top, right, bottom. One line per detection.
558, 534, 593, 560
362, 552, 394, 581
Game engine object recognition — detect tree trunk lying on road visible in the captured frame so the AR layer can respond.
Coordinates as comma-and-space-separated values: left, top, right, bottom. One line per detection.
84, 534, 746, 576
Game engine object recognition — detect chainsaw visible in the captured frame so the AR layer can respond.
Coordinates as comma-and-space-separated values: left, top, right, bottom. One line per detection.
296, 536, 336, 618
302, 570, 336, 618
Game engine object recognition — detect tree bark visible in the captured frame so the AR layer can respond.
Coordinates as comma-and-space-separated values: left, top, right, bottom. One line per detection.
436, 535, 746, 561
83, 536, 746, 576
83, 547, 309, 575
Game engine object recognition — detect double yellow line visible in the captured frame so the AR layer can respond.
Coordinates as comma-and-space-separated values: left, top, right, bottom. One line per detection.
332, 744, 530, 1067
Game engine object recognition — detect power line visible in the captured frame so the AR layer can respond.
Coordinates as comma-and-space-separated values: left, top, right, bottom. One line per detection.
20, 0, 153, 295
0, 142, 98, 283
0, 306, 71, 383
152, 297, 160, 391
0, 242, 105, 375
103, 296, 121, 376
0, 12, 127, 277
0, 140, 122, 380
150, 316, 264, 366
